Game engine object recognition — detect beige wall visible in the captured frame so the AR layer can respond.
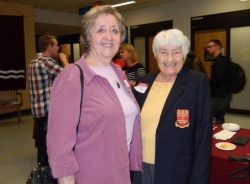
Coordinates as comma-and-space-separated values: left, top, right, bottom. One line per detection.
0, 2, 36, 110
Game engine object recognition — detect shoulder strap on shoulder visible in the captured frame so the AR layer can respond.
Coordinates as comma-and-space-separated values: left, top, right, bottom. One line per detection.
74, 64, 84, 134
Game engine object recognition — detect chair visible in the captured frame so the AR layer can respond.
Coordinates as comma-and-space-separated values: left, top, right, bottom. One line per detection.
228, 155, 250, 179
0, 90, 23, 122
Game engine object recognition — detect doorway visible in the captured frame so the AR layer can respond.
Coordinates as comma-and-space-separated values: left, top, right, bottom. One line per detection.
191, 9, 250, 114
194, 29, 227, 79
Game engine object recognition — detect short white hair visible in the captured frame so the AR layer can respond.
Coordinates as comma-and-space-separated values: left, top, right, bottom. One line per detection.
152, 29, 190, 60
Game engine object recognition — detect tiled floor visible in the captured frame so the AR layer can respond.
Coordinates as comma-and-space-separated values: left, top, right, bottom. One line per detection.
0, 113, 249, 183
0, 114, 36, 184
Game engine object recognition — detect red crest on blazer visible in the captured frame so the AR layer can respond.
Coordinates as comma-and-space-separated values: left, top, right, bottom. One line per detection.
175, 109, 189, 128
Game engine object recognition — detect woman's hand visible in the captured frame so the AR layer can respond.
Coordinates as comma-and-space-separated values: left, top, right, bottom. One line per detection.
58, 175, 76, 184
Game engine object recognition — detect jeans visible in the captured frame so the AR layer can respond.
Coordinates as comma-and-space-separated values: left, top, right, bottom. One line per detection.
211, 94, 232, 124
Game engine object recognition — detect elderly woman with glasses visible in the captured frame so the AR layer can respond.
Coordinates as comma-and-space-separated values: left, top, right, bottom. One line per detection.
133, 29, 212, 184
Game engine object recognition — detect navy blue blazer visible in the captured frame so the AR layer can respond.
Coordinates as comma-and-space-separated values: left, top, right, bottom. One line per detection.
134, 68, 212, 184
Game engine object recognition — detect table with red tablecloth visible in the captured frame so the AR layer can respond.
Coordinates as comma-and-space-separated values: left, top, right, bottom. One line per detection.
210, 125, 250, 184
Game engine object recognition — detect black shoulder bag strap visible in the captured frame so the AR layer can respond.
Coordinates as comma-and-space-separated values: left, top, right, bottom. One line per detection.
73, 64, 84, 150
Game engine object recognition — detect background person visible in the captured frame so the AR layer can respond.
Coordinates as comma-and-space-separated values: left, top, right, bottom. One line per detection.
28, 34, 69, 167
134, 29, 212, 184
47, 5, 142, 184
120, 43, 146, 89
184, 51, 206, 73
112, 52, 126, 68
206, 39, 232, 124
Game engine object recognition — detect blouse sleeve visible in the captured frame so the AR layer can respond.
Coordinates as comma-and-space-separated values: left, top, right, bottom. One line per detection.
47, 66, 82, 178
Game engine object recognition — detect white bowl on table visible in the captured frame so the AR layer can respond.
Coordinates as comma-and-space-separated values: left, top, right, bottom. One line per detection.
222, 123, 240, 132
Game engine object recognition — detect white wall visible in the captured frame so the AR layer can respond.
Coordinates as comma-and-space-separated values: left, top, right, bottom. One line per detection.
32, 0, 250, 111
34, 9, 82, 26
121, 0, 250, 39
230, 26, 250, 110
33, 0, 250, 39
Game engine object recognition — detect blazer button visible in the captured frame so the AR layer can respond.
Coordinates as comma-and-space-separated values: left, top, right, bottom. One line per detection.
158, 154, 162, 158
157, 131, 161, 137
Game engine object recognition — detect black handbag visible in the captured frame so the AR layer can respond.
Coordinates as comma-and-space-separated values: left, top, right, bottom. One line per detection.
26, 166, 57, 184
26, 64, 84, 184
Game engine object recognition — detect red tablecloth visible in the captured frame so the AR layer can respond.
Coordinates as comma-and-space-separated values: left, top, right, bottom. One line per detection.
210, 125, 250, 184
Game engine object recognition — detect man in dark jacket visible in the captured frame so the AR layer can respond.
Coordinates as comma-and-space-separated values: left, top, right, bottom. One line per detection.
206, 39, 232, 124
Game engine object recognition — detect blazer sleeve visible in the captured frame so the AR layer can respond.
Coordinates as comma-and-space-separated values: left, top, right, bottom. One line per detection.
190, 74, 212, 184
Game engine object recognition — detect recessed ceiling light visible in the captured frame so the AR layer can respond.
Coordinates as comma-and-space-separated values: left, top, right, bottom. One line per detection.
240, 0, 248, 1
111, 1, 136, 8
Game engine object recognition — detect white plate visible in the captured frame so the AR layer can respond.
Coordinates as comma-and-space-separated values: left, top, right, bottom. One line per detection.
222, 123, 240, 132
215, 142, 236, 151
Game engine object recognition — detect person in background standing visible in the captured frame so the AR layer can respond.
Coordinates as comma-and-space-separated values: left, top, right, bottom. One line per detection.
206, 39, 231, 124
28, 34, 69, 167
184, 51, 206, 73
134, 29, 212, 184
112, 52, 126, 68
47, 5, 142, 184
120, 43, 146, 90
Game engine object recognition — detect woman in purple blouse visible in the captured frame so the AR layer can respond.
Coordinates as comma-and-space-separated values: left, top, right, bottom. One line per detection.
47, 5, 142, 184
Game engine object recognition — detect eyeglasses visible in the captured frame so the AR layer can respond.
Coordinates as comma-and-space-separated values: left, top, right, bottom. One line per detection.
206, 44, 217, 49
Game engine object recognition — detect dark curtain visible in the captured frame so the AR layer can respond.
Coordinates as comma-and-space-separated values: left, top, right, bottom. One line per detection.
0, 15, 26, 90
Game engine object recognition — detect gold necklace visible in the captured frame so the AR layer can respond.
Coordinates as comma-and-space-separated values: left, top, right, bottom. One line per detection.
152, 82, 173, 95
156, 73, 176, 83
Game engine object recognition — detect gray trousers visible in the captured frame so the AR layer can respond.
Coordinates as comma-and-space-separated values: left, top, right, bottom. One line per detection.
132, 162, 155, 184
